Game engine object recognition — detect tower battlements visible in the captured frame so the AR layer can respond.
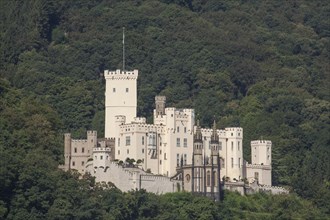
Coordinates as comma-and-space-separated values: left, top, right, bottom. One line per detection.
104, 69, 138, 80
251, 140, 272, 145
225, 127, 243, 138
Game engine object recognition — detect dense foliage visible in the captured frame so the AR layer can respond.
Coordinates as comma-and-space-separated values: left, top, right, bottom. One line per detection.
1, 0, 329, 218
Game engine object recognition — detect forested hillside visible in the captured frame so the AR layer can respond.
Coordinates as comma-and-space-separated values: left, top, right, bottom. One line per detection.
1, 0, 329, 218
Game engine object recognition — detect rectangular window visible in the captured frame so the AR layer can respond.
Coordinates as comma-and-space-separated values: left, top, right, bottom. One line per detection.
238, 141, 240, 151
183, 138, 187, 147
184, 127, 187, 133
238, 158, 241, 167
176, 138, 180, 147
100, 156, 103, 160
160, 160, 162, 165
231, 141, 234, 151
126, 136, 131, 146
74, 148, 77, 153
126, 88, 129, 93
219, 142, 222, 151
127, 149, 129, 154
82, 147, 84, 153
113, 88, 116, 92
221, 158, 225, 168
118, 150, 120, 155
118, 138, 120, 147
177, 126, 179, 132
142, 148, 144, 154
231, 158, 234, 168
142, 136, 144, 145
184, 154, 187, 165
72, 161, 75, 166
164, 153, 167, 160
160, 150, 162, 155
177, 154, 180, 166
82, 161, 84, 166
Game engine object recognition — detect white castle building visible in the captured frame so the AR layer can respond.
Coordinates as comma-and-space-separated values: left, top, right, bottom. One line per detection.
60, 68, 288, 195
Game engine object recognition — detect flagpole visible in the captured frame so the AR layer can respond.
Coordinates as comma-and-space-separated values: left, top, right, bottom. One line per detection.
123, 27, 125, 71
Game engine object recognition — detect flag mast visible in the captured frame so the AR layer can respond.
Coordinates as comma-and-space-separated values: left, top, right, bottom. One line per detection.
122, 27, 125, 72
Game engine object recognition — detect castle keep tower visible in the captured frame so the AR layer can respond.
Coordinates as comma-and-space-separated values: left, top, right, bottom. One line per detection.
104, 69, 138, 138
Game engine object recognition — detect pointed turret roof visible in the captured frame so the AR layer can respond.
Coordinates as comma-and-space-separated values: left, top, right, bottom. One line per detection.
194, 119, 203, 142
211, 119, 219, 143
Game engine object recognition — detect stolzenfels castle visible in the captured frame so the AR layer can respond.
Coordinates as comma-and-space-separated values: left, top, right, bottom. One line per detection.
60, 68, 288, 196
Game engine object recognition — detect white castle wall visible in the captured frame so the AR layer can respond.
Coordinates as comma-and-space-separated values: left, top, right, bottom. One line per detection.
91, 162, 179, 193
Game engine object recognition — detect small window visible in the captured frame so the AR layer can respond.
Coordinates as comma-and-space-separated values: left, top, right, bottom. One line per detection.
231, 158, 234, 168
113, 88, 116, 92
184, 154, 187, 165
231, 133, 233, 136
177, 154, 180, 166
126, 136, 131, 146
118, 138, 120, 147
177, 126, 179, 132
72, 161, 75, 166
127, 149, 129, 154
142, 136, 144, 145
100, 156, 103, 160
74, 148, 77, 153
142, 148, 144, 154
184, 127, 187, 133
183, 138, 187, 147
238, 141, 240, 151
82, 161, 85, 166
231, 142, 234, 151
82, 147, 85, 153
164, 153, 167, 160
160, 150, 162, 155
238, 133, 240, 136
118, 150, 120, 155
267, 155, 270, 160
219, 142, 222, 151
126, 88, 129, 93
176, 138, 180, 147
160, 160, 162, 165
238, 158, 241, 167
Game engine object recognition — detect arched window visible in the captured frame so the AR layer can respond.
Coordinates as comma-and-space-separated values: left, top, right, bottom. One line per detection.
207, 171, 211, 186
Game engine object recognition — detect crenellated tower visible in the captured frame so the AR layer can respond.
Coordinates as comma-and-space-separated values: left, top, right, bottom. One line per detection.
104, 69, 138, 138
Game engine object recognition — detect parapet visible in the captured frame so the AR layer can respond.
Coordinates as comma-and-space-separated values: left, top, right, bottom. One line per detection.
155, 96, 166, 102
225, 127, 243, 138
251, 140, 272, 145
87, 130, 97, 136
104, 69, 138, 80
133, 117, 146, 124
